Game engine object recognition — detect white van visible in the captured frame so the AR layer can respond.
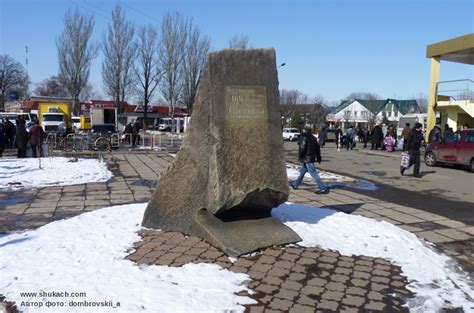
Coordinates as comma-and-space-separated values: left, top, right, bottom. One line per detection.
71, 116, 81, 130
397, 113, 427, 137
0, 112, 33, 126
158, 117, 184, 132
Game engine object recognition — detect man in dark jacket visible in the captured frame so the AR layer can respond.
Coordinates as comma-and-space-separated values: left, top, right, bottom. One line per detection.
29, 120, 45, 158
371, 124, 383, 150
0, 123, 5, 157
428, 124, 442, 143
3, 118, 15, 149
444, 124, 454, 138
402, 123, 424, 177
15, 120, 28, 158
289, 125, 328, 194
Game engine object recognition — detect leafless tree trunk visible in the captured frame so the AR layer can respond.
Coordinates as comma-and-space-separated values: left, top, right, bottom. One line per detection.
0, 55, 28, 110
412, 93, 428, 113
181, 20, 209, 113
102, 4, 135, 115
280, 89, 308, 105
135, 24, 161, 129
229, 34, 249, 49
56, 8, 97, 114
159, 12, 187, 132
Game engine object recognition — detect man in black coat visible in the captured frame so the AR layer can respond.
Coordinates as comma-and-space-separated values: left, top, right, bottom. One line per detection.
371, 124, 383, 150
402, 123, 424, 178
289, 125, 328, 194
428, 124, 442, 143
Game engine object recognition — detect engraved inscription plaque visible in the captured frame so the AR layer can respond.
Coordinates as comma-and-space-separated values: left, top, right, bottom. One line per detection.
225, 85, 267, 121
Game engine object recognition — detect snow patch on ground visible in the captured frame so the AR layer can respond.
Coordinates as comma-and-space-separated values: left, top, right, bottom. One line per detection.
286, 165, 377, 191
0, 203, 254, 312
0, 157, 113, 189
272, 203, 474, 312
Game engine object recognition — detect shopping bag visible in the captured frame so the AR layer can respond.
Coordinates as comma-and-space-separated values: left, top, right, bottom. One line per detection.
401, 152, 410, 169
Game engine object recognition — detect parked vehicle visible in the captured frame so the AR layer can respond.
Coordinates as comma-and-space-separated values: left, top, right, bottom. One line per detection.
90, 108, 117, 128
90, 124, 119, 150
326, 128, 337, 142
0, 112, 33, 126
282, 128, 301, 141
397, 113, 427, 138
158, 117, 184, 132
38, 102, 71, 134
71, 116, 81, 131
424, 129, 474, 172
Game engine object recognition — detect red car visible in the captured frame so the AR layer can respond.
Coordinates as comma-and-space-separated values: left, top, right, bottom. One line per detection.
424, 129, 474, 172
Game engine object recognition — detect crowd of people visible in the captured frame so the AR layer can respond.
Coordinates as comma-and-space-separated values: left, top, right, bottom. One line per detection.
0, 117, 45, 158
290, 121, 470, 193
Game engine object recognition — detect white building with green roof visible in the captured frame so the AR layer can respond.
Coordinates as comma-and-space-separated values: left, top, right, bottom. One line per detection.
330, 98, 420, 130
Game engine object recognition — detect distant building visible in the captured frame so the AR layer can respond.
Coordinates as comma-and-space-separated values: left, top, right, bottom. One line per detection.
330, 98, 420, 130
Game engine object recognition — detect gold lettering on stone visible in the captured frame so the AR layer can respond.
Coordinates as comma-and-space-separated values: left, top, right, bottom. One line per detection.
225, 85, 267, 120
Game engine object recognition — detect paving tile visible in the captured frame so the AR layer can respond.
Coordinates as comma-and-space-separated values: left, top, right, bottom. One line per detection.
342, 295, 365, 306
289, 304, 314, 313
273, 289, 298, 301
417, 231, 456, 243
434, 228, 471, 241
460, 226, 474, 236
434, 219, 467, 229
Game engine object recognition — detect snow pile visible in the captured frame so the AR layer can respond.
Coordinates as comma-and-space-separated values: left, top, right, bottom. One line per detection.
1, 201, 472, 312
273, 203, 474, 312
0, 204, 254, 312
0, 157, 113, 189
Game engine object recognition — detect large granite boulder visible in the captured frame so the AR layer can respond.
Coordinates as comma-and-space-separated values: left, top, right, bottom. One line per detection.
142, 48, 301, 256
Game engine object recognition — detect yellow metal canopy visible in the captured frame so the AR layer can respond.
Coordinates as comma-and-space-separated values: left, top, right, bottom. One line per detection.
426, 33, 474, 64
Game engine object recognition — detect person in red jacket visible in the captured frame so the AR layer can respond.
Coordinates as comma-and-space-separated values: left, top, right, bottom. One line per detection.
29, 120, 45, 158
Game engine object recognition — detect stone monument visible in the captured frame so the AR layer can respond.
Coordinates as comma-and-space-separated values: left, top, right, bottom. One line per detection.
142, 48, 301, 256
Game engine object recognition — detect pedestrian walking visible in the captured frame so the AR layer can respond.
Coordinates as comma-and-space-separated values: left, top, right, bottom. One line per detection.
335, 126, 343, 151
123, 122, 133, 144
29, 120, 45, 158
3, 118, 15, 149
384, 133, 394, 152
371, 124, 383, 150
363, 127, 369, 148
319, 125, 327, 148
444, 124, 454, 138
401, 123, 424, 178
428, 124, 442, 143
289, 125, 328, 194
401, 123, 411, 150
345, 126, 355, 150
15, 120, 28, 158
0, 123, 5, 157
132, 119, 141, 147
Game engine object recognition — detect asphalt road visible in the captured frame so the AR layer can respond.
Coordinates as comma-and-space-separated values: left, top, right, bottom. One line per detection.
284, 141, 474, 225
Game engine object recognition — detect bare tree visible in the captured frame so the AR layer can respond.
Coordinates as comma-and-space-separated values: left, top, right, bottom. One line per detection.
102, 4, 135, 114
34, 75, 68, 98
229, 34, 249, 49
57, 8, 97, 114
280, 89, 309, 105
181, 19, 210, 113
134, 24, 161, 129
412, 93, 428, 113
159, 12, 187, 131
0, 55, 28, 110
79, 82, 102, 101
